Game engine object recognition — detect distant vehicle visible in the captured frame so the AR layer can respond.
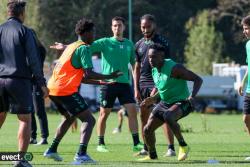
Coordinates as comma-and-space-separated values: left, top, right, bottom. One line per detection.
189, 63, 247, 112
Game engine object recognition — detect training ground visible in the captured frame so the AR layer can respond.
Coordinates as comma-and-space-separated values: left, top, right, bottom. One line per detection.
1, 112, 250, 166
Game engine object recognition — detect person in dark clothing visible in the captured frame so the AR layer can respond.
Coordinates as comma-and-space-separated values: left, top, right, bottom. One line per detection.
0, 1, 49, 167
29, 30, 49, 145
134, 14, 175, 156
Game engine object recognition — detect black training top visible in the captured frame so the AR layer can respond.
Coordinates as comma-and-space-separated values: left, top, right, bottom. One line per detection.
0, 17, 46, 87
135, 34, 170, 88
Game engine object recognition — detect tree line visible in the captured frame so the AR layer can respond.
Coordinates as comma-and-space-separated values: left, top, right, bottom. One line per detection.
0, 0, 249, 74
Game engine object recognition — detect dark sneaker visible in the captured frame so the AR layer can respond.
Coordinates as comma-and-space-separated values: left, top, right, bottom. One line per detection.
36, 138, 48, 145
29, 138, 37, 144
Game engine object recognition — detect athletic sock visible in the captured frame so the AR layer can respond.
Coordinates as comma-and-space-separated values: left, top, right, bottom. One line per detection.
77, 143, 87, 155
49, 138, 60, 152
132, 133, 140, 146
98, 136, 105, 145
144, 143, 148, 151
168, 144, 175, 151
178, 138, 187, 146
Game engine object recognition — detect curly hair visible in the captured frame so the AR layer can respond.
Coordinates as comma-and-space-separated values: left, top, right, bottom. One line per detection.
75, 18, 94, 35
242, 15, 250, 26
149, 43, 165, 53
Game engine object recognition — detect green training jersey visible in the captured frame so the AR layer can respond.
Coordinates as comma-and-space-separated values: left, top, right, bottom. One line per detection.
71, 42, 93, 69
90, 37, 135, 83
246, 40, 250, 93
152, 59, 190, 103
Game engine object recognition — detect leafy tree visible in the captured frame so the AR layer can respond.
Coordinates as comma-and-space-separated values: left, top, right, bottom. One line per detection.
184, 10, 224, 75
212, 0, 250, 63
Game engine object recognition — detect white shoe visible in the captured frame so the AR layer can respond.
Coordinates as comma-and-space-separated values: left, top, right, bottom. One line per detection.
112, 127, 121, 134
164, 149, 176, 157
72, 154, 96, 164
43, 149, 63, 161
134, 149, 148, 156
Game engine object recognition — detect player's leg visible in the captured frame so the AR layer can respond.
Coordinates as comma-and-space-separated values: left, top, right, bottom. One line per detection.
69, 93, 96, 163
97, 84, 116, 152
44, 96, 75, 161
243, 95, 250, 134
30, 112, 37, 144
162, 101, 192, 161
163, 123, 176, 156
7, 78, 33, 167
138, 87, 153, 154
112, 107, 124, 134
141, 113, 164, 160
119, 83, 142, 151
0, 79, 8, 129
0, 112, 7, 128
33, 85, 49, 144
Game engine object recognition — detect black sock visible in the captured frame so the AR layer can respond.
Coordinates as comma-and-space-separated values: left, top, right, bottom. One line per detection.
144, 143, 148, 151
178, 138, 187, 146
168, 144, 175, 151
149, 151, 158, 159
132, 133, 140, 146
98, 136, 105, 145
49, 138, 60, 152
77, 143, 87, 155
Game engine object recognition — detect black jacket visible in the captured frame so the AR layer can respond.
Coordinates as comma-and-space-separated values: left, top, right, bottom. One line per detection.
0, 17, 46, 87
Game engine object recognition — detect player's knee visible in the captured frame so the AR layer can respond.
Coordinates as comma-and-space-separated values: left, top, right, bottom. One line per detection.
163, 112, 175, 126
89, 115, 96, 127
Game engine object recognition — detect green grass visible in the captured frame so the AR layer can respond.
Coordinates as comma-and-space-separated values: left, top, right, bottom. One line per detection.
1, 112, 250, 166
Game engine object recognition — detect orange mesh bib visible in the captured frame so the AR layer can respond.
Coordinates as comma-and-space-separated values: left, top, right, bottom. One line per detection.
48, 41, 85, 96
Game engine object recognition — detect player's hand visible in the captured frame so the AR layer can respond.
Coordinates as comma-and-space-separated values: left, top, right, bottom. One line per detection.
238, 85, 244, 96
50, 42, 66, 50
110, 70, 123, 78
100, 81, 116, 85
134, 89, 142, 103
41, 86, 49, 98
141, 96, 155, 107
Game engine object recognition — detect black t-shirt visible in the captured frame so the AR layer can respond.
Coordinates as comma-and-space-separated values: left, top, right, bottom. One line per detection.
135, 34, 170, 87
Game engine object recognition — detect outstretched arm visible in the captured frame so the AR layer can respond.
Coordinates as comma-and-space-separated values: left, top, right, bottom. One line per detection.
171, 64, 203, 100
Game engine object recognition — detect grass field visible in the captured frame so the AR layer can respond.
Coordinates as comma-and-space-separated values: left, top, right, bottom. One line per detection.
1, 112, 250, 166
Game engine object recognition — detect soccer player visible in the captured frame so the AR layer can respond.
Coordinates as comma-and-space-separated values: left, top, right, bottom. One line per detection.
238, 15, 250, 160
140, 44, 202, 161
0, 1, 49, 167
91, 16, 143, 152
43, 18, 122, 163
134, 14, 176, 156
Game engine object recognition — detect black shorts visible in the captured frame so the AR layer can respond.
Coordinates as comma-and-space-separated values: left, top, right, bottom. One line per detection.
139, 87, 153, 100
152, 100, 193, 122
49, 92, 88, 116
243, 95, 250, 114
0, 78, 33, 114
100, 83, 136, 108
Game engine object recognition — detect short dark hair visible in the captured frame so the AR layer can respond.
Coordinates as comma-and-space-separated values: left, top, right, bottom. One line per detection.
112, 16, 125, 24
241, 15, 250, 26
7, 0, 26, 17
149, 43, 165, 53
75, 18, 94, 35
140, 14, 156, 23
